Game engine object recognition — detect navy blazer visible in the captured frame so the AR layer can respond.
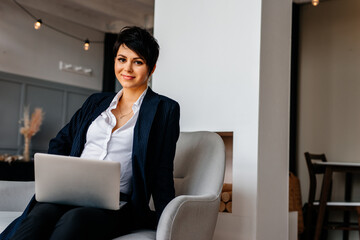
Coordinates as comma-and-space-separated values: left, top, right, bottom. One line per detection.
0, 88, 180, 239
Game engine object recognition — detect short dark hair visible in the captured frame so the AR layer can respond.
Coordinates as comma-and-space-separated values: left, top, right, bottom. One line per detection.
113, 26, 159, 75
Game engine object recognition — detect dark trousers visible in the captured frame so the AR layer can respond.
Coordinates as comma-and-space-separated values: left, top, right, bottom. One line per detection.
10, 201, 131, 240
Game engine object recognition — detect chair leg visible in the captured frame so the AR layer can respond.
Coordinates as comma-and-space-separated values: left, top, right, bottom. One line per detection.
323, 211, 331, 240
343, 211, 349, 240
305, 204, 315, 240
343, 173, 353, 240
356, 207, 360, 239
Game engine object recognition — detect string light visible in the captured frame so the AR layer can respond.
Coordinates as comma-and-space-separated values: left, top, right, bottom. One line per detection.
312, 0, 319, 6
34, 19, 42, 30
13, 0, 103, 51
84, 39, 90, 51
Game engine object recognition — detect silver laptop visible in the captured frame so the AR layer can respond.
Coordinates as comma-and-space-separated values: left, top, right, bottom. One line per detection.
34, 153, 122, 210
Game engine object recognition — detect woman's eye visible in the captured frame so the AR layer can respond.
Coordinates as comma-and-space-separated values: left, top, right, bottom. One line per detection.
134, 61, 144, 65
117, 58, 126, 63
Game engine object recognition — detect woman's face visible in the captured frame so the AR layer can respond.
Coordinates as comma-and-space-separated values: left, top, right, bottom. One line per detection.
114, 44, 150, 91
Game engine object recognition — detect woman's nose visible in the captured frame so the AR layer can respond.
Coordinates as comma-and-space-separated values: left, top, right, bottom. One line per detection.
124, 62, 133, 72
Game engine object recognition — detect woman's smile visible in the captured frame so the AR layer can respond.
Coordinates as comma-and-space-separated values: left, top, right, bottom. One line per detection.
121, 74, 135, 80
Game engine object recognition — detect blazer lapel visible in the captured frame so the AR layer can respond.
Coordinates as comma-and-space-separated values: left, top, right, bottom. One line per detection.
72, 93, 114, 157
91, 96, 114, 121
133, 88, 160, 174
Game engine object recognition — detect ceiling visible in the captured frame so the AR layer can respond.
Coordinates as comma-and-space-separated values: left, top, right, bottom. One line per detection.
293, 0, 313, 3
16, 0, 155, 33
16, 0, 315, 34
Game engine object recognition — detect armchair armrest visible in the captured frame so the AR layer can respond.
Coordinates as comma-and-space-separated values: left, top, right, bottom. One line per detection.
156, 194, 220, 240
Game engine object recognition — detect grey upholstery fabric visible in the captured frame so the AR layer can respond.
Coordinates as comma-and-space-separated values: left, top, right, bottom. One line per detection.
0, 131, 225, 240
0, 181, 35, 232
155, 131, 225, 240
118, 131, 226, 240
0, 212, 21, 232
114, 230, 156, 240
0, 181, 34, 212
173, 131, 225, 197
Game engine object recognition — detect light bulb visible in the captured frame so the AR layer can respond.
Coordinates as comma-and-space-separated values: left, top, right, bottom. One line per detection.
34, 19, 42, 30
84, 39, 90, 51
312, 0, 319, 6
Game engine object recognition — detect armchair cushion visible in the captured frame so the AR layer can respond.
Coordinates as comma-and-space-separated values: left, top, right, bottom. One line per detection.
0, 212, 21, 233
114, 230, 155, 240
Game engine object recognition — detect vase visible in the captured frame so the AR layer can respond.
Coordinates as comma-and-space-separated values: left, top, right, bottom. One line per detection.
23, 136, 31, 161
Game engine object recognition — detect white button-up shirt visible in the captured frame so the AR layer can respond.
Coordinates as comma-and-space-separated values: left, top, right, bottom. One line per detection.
80, 88, 147, 194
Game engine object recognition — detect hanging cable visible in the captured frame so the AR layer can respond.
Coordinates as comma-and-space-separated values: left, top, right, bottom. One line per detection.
12, 0, 104, 48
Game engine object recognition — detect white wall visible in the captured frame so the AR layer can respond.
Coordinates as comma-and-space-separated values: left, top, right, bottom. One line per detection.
257, 0, 292, 239
0, 0, 104, 90
153, 0, 291, 239
298, 0, 360, 239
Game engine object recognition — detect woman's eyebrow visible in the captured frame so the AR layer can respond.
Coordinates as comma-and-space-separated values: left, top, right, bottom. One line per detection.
134, 57, 144, 61
117, 54, 143, 61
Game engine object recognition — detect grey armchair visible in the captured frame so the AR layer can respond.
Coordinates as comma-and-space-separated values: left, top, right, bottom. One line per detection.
0, 131, 225, 240
116, 131, 226, 240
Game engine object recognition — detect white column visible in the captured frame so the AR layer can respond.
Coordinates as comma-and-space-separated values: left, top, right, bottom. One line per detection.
257, 0, 292, 239
153, 0, 291, 239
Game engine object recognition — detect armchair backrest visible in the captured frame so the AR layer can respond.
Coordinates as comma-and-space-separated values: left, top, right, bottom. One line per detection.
173, 131, 226, 197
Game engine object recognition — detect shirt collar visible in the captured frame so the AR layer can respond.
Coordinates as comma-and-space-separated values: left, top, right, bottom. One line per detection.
132, 87, 148, 112
108, 87, 148, 113
108, 90, 123, 110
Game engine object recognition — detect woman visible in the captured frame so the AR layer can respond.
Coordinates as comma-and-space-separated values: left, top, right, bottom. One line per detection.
1, 26, 180, 240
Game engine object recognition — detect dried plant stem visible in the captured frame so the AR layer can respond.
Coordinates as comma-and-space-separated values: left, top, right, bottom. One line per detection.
20, 106, 44, 161
23, 136, 31, 161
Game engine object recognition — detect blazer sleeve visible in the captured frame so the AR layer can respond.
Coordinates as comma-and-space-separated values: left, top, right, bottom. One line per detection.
47, 94, 94, 156
152, 102, 180, 220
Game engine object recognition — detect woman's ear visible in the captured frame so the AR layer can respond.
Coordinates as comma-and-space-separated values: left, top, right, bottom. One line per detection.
149, 64, 156, 77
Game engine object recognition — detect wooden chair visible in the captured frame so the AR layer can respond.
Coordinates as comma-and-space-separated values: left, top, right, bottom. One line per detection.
304, 152, 360, 240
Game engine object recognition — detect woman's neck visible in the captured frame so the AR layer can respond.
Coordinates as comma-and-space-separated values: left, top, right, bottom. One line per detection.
121, 86, 147, 105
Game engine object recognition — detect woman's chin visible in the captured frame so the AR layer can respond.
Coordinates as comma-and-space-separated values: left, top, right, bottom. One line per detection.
121, 84, 147, 91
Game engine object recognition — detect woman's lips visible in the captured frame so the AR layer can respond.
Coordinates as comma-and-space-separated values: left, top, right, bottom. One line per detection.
122, 74, 135, 80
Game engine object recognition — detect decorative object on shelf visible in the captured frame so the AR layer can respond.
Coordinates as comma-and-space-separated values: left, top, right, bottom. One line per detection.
0, 154, 24, 163
20, 106, 44, 161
